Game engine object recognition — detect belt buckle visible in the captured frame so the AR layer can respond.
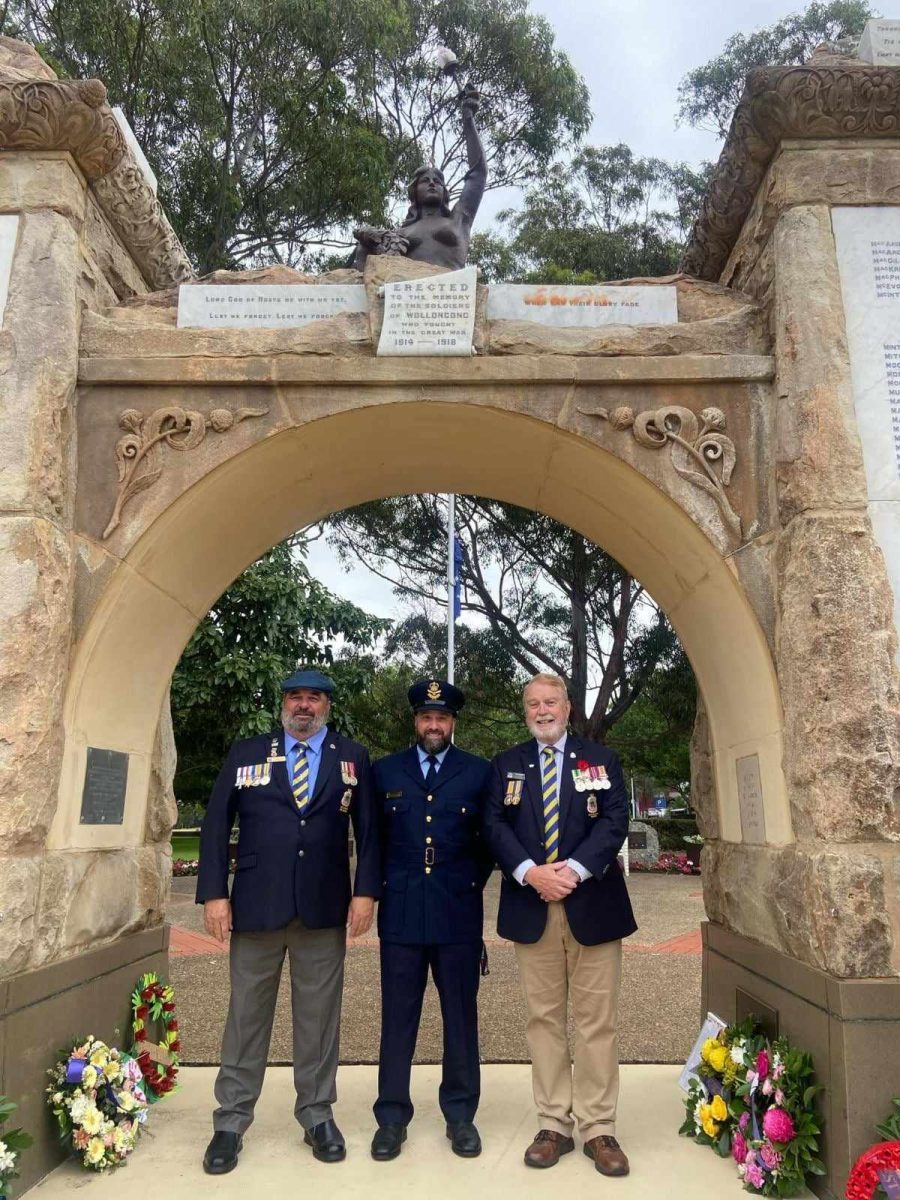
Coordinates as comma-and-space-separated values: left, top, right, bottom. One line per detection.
424, 847, 435, 866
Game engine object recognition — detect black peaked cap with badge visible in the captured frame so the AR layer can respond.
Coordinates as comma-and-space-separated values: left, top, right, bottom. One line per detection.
408, 678, 465, 715
281, 668, 335, 693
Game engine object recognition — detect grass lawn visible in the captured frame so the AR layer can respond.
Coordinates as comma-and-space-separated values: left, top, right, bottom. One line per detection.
171, 833, 200, 861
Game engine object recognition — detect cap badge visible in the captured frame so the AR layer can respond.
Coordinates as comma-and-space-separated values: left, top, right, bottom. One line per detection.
427, 680, 442, 701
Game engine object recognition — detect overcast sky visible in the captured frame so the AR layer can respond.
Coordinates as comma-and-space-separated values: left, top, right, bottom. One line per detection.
306, 0, 824, 617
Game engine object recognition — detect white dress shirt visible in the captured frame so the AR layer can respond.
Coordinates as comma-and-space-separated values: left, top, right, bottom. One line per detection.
513, 734, 592, 886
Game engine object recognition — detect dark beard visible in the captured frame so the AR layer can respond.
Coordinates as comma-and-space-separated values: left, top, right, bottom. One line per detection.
416, 731, 452, 755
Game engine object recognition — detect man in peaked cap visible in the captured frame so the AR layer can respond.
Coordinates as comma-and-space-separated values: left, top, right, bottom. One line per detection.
369, 679, 493, 1162
197, 668, 380, 1172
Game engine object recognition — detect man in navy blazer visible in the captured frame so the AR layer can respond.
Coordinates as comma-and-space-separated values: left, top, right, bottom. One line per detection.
370, 679, 492, 1162
196, 669, 380, 1173
484, 673, 636, 1178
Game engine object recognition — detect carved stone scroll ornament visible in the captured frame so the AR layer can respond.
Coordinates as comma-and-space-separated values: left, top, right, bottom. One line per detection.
102, 405, 268, 539
0, 77, 126, 178
577, 403, 743, 540
681, 60, 900, 280
92, 162, 193, 288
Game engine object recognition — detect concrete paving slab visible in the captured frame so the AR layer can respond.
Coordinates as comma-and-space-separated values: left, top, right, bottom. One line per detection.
24, 1065, 810, 1199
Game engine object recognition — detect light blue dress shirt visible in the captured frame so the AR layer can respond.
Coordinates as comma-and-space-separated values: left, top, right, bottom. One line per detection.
285, 724, 329, 798
416, 744, 450, 776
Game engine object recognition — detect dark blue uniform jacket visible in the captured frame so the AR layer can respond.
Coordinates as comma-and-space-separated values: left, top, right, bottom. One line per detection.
196, 728, 381, 933
484, 735, 637, 947
375, 744, 493, 944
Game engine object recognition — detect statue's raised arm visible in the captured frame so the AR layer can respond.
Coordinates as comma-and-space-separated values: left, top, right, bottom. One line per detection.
352, 84, 487, 272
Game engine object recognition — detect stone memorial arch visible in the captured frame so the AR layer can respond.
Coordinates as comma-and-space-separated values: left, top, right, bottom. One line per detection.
0, 36, 898, 1198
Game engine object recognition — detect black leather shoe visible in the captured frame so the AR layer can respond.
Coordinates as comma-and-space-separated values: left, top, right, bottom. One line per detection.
203, 1130, 242, 1174
304, 1119, 346, 1163
446, 1121, 482, 1157
371, 1123, 407, 1160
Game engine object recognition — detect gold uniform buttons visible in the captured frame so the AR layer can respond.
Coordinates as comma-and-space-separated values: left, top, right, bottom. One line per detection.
426, 815, 432, 822
425, 867, 432, 875
426, 837, 432, 844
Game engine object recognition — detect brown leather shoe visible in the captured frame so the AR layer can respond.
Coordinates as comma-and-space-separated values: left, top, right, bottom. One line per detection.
524, 1129, 575, 1168
584, 1135, 629, 1176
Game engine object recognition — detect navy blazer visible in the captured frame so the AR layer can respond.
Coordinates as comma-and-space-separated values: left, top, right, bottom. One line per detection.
196, 728, 381, 933
484, 734, 637, 947
374, 744, 493, 944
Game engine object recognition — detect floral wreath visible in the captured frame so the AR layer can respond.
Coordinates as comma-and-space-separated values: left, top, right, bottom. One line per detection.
130, 973, 179, 1100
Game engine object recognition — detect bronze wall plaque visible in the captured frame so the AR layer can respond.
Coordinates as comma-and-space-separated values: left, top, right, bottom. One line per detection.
80, 747, 128, 825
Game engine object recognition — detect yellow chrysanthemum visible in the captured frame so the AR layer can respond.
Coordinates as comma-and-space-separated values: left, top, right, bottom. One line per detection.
700, 1038, 719, 1064
103, 1061, 119, 1081
701, 1116, 720, 1138
81, 1105, 103, 1135
708, 1045, 729, 1073
86, 1136, 106, 1164
81, 1065, 97, 1089
711, 1094, 728, 1121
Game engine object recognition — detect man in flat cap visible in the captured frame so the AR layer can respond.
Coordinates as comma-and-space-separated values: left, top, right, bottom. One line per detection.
370, 679, 493, 1162
197, 668, 380, 1172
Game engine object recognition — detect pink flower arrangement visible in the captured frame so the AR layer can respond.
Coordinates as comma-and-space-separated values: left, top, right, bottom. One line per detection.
759, 1143, 782, 1170
739, 1112, 750, 1133
732, 1131, 748, 1164
745, 1162, 765, 1189
756, 1049, 769, 1080
762, 1106, 796, 1144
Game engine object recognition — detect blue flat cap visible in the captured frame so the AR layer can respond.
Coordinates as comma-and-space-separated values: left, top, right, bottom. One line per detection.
408, 678, 465, 715
281, 668, 335, 693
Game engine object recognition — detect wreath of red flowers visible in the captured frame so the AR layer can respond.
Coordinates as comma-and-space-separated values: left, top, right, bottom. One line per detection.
846, 1140, 900, 1200
129, 972, 179, 1101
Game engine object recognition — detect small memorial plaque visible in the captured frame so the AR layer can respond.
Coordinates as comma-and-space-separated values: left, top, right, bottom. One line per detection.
858, 19, 900, 64
487, 283, 677, 327
628, 831, 648, 850
177, 284, 368, 329
377, 266, 477, 356
736, 753, 766, 844
80, 747, 129, 826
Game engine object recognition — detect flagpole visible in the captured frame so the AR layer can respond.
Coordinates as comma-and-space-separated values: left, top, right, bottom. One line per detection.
447, 493, 456, 684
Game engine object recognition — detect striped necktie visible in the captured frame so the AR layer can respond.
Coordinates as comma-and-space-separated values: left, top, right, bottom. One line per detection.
541, 745, 559, 863
291, 743, 310, 810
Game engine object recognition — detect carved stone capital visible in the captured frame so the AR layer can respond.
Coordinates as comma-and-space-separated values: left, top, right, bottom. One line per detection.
0, 37, 192, 290
682, 61, 900, 280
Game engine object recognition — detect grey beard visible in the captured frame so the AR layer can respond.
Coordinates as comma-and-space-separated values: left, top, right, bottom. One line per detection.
283, 712, 327, 740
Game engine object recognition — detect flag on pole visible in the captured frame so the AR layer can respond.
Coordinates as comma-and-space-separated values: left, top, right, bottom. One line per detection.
453, 535, 463, 620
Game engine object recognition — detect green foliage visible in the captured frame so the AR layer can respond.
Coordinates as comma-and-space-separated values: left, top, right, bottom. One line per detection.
677, 1, 874, 137
170, 534, 386, 805
326, 494, 689, 744
607, 649, 695, 794
875, 1096, 900, 1141
0, 1095, 33, 1190
644, 817, 699, 849
470, 144, 712, 283
8, 0, 589, 271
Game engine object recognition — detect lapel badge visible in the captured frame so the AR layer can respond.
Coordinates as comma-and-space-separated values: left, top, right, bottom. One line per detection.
587, 794, 599, 817
341, 760, 358, 786
267, 736, 286, 764
340, 788, 352, 813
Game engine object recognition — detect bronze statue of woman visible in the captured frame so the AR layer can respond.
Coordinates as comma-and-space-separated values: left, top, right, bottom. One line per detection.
353, 85, 486, 271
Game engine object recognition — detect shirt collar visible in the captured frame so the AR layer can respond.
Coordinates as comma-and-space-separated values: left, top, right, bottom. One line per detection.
535, 733, 568, 757
285, 724, 329, 757
417, 743, 451, 768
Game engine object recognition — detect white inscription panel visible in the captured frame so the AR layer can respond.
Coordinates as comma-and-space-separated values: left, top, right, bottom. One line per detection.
177, 284, 368, 328
487, 283, 677, 327
377, 266, 477, 356
858, 19, 900, 64
833, 207, 900, 651
736, 754, 766, 845
0, 214, 18, 326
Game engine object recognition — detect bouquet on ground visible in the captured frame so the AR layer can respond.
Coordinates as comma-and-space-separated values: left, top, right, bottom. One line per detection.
47, 1036, 149, 1171
0, 1096, 32, 1196
679, 1017, 825, 1196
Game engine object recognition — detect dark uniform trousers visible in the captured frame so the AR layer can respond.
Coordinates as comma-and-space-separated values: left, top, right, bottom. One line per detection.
373, 745, 492, 1128
196, 728, 380, 1133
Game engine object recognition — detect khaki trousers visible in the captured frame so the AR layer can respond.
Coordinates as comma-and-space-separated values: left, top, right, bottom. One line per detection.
514, 900, 622, 1140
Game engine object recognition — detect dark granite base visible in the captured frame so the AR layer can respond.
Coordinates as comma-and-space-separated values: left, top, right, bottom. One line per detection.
0, 926, 169, 1193
703, 921, 900, 1200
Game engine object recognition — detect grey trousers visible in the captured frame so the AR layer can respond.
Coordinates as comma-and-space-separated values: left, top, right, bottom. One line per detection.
213, 917, 346, 1133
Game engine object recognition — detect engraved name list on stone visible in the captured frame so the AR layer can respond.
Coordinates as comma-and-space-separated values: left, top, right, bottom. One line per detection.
377, 266, 477, 357
80, 747, 129, 826
177, 284, 368, 328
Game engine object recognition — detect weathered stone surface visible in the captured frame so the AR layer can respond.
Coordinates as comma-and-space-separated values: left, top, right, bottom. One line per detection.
724, 144, 900, 293
601, 272, 762, 322
145, 693, 178, 844
690, 694, 719, 839
773, 205, 868, 522
34, 848, 169, 964
0, 154, 86, 225
489, 305, 765, 357
80, 307, 373, 359
776, 511, 900, 843
731, 535, 777, 657
0, 34, 57, 82
703, 840, 894, 977
0, 854, 40, 975
627, 820, 660, 867
80, 191, 149, 306
0, 209, 79, 518
0, 517, 72, 851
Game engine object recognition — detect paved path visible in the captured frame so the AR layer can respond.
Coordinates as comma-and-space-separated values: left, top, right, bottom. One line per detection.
169, 873, 704, 1064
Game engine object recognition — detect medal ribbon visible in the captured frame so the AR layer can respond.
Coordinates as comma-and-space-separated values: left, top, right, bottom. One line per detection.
541, 746, 560, 863
291, 743, 310, 810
